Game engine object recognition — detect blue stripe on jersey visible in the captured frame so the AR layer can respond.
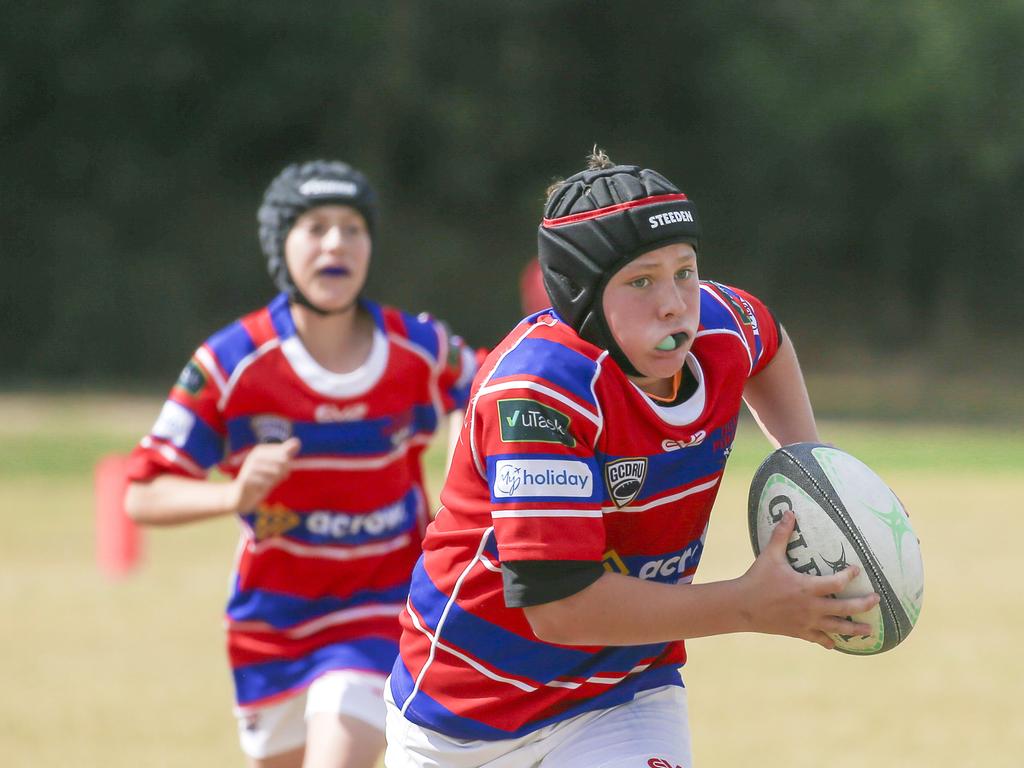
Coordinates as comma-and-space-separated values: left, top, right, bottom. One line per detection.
177, 407, 226, 469
239, 488, 420, 547
397, 309, 441, 362
698, 284, 741, 335
234, 637, 398, 706
486, 453, 603, 505
226, 404, 437, 456
227, 581, 411, 628
612, 538, 706, 583
268, 292, 296, 340
490, 338, 598, 407
390, 652, 684, 741
604, 441, 728, 505
714, 282, 765, 362
410, 560, 665, 683
206, 319, 258, 379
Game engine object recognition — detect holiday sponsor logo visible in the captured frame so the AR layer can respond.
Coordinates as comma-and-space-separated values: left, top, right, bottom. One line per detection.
151, 400, 195, 447
497, 398, 575, 447
314, 402, 369, 423
174, 359, 207, 395
251, 415, 293, 444
306, 500, 408, 539
647, 209, 694, 229
604, 457, 648, 508
492, 458, 593, 499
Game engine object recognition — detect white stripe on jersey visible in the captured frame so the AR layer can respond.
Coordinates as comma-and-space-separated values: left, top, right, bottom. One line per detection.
139, 436, 205, 477
405, 601, 540, 693
248, 532, 412, 561
401, 527, 504, 713
218, 337, 283, 410
229, 603, 404, 640
476, 380, 601, 426
490, 508, 604, 519
601, 477, 720, 514
194, 345, 228, 394
699, 284, 755, 373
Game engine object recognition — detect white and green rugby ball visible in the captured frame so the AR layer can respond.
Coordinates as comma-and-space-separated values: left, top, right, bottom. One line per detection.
748, 443, 924, 655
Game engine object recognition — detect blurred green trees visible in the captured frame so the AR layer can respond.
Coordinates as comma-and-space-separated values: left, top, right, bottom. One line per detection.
3, 0, 1021, 381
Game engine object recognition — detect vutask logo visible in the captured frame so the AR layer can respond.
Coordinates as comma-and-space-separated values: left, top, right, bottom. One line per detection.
175, 359, 207, 396
492, 458, 593, 498
497, 399, 575, 447
604, 457, 648, 508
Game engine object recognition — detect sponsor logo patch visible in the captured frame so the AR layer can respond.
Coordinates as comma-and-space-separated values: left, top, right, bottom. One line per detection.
497, 399, 575, 447
661, 430, 706, 452
647, 209, 695, 229
604, 457, 648, 508
492, 458, 593, 499
174, 360, 207, 395
306, 501, 407, 539
314, 402, 368, 423
151, 400, 195, 448
251, 415, 292, 444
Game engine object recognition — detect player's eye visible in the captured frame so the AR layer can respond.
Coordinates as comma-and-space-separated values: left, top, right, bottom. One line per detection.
629, 276, 651, 289
675, 268, 694, 281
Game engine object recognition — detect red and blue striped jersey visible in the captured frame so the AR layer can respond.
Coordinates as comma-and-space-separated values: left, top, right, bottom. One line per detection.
389, 281, 779, 740
127, 293, 477, 711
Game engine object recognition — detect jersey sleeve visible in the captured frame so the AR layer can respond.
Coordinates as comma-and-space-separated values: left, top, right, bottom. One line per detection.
472, 378, 607, 564
434, 319, 483, 412
716, 283, 782, 378
125, 348, 228, 482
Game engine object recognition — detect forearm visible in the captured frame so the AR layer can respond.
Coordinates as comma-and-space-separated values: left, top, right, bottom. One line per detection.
524, 572, 756, 646
125, 474, 239, 526
743, 327, 819, 448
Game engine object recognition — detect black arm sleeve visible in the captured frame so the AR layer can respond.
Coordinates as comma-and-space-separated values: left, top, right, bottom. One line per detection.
501, 559, 606, 608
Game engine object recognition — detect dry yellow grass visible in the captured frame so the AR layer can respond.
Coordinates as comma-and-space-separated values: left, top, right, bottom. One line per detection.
2, 394, 1020, 767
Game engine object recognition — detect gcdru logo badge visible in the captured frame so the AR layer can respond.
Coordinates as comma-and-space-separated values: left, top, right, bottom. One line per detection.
251, 415, 293, 444
604, 457, 648, 508
497, 399, 575, 447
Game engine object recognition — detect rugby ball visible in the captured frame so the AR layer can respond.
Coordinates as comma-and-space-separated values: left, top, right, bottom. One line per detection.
748, 443, 923, 655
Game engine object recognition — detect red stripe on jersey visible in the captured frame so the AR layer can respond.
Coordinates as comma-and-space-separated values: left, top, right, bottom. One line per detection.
228, 615, 402, 667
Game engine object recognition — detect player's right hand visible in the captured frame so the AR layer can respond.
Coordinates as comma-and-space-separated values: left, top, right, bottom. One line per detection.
740, 510, 880, 649
229, 437, 302, 512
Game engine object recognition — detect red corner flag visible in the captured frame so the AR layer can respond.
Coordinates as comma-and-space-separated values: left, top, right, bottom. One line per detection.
94, 454, 143, 577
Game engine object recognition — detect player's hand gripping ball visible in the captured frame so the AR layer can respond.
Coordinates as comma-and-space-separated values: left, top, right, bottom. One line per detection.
748, 443, 924, 654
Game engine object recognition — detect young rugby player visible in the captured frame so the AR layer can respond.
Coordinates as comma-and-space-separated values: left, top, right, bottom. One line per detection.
384, 151, 879, 768
125, 160, 478, 768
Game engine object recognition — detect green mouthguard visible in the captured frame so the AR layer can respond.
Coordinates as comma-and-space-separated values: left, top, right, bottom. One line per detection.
656, 335, 677, 351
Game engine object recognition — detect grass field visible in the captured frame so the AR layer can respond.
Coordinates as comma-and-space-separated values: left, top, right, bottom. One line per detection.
3, 393, 1022, 767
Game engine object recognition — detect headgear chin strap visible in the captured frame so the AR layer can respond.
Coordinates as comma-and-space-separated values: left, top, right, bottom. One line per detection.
257, 159, 378, 315
537, 164, 701, 376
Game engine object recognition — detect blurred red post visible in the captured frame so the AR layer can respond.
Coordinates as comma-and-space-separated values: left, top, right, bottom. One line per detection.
519, 257, 549, 315
94, 453, 143, 577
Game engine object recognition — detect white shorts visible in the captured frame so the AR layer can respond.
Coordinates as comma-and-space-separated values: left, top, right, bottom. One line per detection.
384, 683, 692, 768
236, 669, 387, 759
